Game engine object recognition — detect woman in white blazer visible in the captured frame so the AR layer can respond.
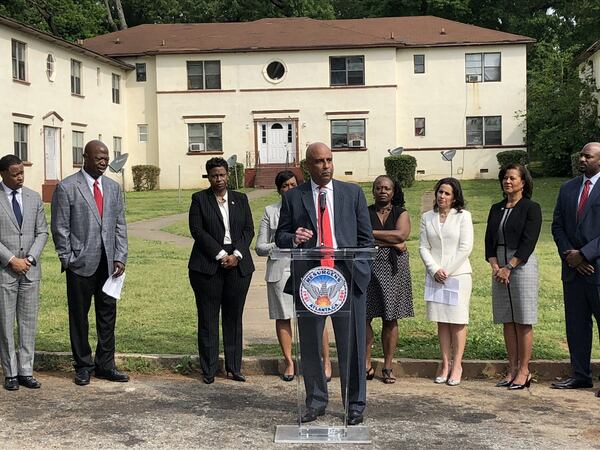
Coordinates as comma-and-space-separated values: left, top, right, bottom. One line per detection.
419, 178, 473, 386
255, 171, 331, 382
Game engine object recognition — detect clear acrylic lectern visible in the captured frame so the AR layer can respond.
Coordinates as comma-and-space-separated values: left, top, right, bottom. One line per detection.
271, 247, 376, 444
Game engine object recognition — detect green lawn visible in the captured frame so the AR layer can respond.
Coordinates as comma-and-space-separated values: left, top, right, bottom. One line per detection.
35, 178, 599, 360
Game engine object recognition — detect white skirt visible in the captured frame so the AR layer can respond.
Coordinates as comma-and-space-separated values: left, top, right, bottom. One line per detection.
426, 273, 472, 325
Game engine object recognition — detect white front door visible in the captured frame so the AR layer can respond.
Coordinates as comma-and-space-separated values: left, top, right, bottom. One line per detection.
44, 126, 60, 180
257, 121, 295, 164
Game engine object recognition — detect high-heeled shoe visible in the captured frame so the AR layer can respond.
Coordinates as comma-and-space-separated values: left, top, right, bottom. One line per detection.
434, 376, 448, 384
447, 367, 462, 386
508, 374, 531, 390
382, 368, 396, 384
495, 378, 514, 387
227, 371, 246, 382
366, 367, 375, 380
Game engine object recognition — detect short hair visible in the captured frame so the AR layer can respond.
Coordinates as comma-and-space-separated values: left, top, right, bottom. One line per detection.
0, 154, 23, 172
432, 177, 465, 212
275, 170, 297, 192
498, 163, 533, 199
373, 175, 405, 207
205, 157, 228, 174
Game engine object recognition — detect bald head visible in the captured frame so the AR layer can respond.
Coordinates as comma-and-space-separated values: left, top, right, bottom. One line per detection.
305, 142, 333, 185
83, 140, 109, 179
579, 142, 600, 178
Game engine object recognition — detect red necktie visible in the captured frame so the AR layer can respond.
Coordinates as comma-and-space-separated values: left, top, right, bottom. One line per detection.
94, 180, 103, 218
318, 187, 334, 267
577, 179, 591, 221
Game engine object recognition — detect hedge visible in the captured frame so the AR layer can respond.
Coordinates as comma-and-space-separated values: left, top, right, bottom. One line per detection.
571, 152, 581, 177
132, 165, 160, 191
384, 155, 417, 187
227, 162, 244, 190
496, 150, 529, 168
299, 159, 310, 182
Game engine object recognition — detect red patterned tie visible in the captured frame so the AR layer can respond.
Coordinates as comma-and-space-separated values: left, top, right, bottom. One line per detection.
318, 187, 334, 267
577, 179, 591, 221
94, 180, 103, 218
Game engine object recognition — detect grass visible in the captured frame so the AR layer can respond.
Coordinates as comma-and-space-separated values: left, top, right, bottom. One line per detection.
34, 178, 599, 361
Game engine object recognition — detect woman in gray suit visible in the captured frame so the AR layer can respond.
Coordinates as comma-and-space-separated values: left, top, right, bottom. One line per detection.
256, 170, 331, 382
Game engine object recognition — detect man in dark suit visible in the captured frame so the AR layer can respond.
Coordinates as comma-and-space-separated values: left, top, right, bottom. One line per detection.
275, 142, 373, 425
188, 157, 255, 384
551, 142, 600, 396
51, 140, 128, 386
0, 155, 48, 391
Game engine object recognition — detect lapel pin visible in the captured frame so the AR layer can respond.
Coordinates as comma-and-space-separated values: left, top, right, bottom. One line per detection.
231, 201, 235, 205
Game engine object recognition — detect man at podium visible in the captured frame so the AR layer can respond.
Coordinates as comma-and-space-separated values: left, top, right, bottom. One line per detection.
275, 142, 373, 425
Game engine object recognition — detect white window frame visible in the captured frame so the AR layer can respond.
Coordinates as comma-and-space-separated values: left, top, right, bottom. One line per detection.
14, 123, 29, 161
46, 53, 56, 81
72, 131, 84, 165
113, 136, 122, 159
71, 59, 82, 94
138, 124, 148, 143
12, 39, 27, 81
414, 117, 426, 136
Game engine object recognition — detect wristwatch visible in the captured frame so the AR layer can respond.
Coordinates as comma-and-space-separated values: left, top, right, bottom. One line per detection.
504, 262, 515, 270
26, 255, 36, 266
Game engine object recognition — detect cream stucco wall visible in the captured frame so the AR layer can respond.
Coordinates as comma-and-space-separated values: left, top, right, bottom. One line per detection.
0, 26, 129, 195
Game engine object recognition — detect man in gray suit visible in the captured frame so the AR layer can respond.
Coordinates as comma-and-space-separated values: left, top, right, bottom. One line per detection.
275, 142, 374, 425
0, 154, 48, 391
51, 140, 128, 386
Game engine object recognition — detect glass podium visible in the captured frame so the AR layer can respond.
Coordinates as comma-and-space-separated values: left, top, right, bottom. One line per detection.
271, 247, 376, 444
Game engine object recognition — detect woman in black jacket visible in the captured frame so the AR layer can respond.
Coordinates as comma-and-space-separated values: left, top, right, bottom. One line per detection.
485, 163, 542, 390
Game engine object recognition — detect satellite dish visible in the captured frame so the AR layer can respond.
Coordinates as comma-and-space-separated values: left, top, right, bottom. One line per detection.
109, 153, 129, 173
226, 154, 237, 168
441, 150, 456, 161
388, 147, 404, 156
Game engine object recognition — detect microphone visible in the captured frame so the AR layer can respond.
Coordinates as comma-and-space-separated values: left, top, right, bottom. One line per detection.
319, 190, 327, 213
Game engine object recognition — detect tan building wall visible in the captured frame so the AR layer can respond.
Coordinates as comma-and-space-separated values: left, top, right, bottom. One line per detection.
0, 26, 129, 197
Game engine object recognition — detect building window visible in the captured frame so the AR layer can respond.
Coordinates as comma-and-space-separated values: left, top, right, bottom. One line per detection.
138, 124, 148, 143
46, 53, 56, 81
96, 67, 101, 86
414, 55, 425, 74
188, 123, 222, 152
14, 123, 28, 161
264, 61, 286, 82
71, 59, 82, 94
331, 119, 365, 148
72, 131, 84, 165
113, 137, 122, 159
287, 123, 293, 143
187, 61, 221, 90
330, 56, 364, 86
466, 116, 502, 146
465, 52, 501, 82
12, 40, 27, 81
112, 73, 120, 103
135, 63, 147, 82
414, 118, 425, 136
261, 124, 267, 144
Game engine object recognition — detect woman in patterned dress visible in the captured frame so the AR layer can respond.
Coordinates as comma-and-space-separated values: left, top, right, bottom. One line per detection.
365, 175, 414, 384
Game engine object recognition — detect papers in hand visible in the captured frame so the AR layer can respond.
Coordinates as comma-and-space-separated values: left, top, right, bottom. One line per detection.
424, 273, 459, 305
102, 272, 126, 300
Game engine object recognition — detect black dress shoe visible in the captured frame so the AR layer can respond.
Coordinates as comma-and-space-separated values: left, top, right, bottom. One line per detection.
347, 411, 364, 426
4, 377, 19, 391
550, 378, 593, 389
95, 368, 129, 382
300, 407, 326, 423
203, 375, 215, 384
282, 374, 294, 382
17, 375, 41, 389
227, 371, 246, 382
74, 369, 91, 386
596, 390, 600, 398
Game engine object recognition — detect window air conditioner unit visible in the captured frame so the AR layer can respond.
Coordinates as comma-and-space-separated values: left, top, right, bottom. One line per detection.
349, 139, 365, 148
189, 143, 205, 151
465, 74, 480, 83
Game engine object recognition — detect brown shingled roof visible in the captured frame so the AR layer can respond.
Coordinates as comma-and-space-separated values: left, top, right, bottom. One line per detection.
83, 16, 534, 57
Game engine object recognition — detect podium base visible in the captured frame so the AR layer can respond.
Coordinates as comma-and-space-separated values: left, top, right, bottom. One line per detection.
274, 425, 371, 444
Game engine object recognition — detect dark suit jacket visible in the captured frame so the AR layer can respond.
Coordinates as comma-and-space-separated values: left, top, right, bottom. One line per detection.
484, 197, 542, 264
552, 176, 600, 284
274, 179, 374, 294
188, 188, 255, 277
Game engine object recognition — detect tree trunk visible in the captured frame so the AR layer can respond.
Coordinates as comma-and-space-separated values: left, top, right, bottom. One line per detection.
113, 0, 128, 29
25, 0, 59, 35
103, 0, 118, 32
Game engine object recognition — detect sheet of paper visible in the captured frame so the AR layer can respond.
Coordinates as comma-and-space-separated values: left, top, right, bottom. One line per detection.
102, 272, 126, 300
424, 273, 459, 305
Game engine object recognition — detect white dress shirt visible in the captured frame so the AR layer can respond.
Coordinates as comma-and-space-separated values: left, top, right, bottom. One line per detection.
577, 171, 600, 204
1, 183, 23, 263
82, 169, 104, 196
214, 191, 243, 261
310, 179, 338, 248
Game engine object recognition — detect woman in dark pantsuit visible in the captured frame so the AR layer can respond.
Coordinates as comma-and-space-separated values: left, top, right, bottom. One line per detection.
485, 163, 541, 390
188, 157, 255, 384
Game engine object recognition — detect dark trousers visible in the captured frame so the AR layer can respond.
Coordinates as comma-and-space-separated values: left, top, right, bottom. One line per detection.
189, 267, 252, 377
564, 277, 600, 382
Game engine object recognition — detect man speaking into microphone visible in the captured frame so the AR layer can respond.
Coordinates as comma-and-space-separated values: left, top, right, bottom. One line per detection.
275, 142, 373, 425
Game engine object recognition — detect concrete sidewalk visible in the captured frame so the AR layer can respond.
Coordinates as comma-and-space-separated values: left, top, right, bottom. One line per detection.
1, 372, 599, 449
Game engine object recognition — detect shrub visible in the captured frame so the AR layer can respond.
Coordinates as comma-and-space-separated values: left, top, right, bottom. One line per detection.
570, 152, 581, 177
496, 150, 529, 168
227, 162, 244, 190
299, 159, 310, 181
132, 165, 160, 191
384, 155, 417, 187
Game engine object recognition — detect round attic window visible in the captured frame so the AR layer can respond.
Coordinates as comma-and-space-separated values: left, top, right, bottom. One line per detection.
264, 61, 286, 83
